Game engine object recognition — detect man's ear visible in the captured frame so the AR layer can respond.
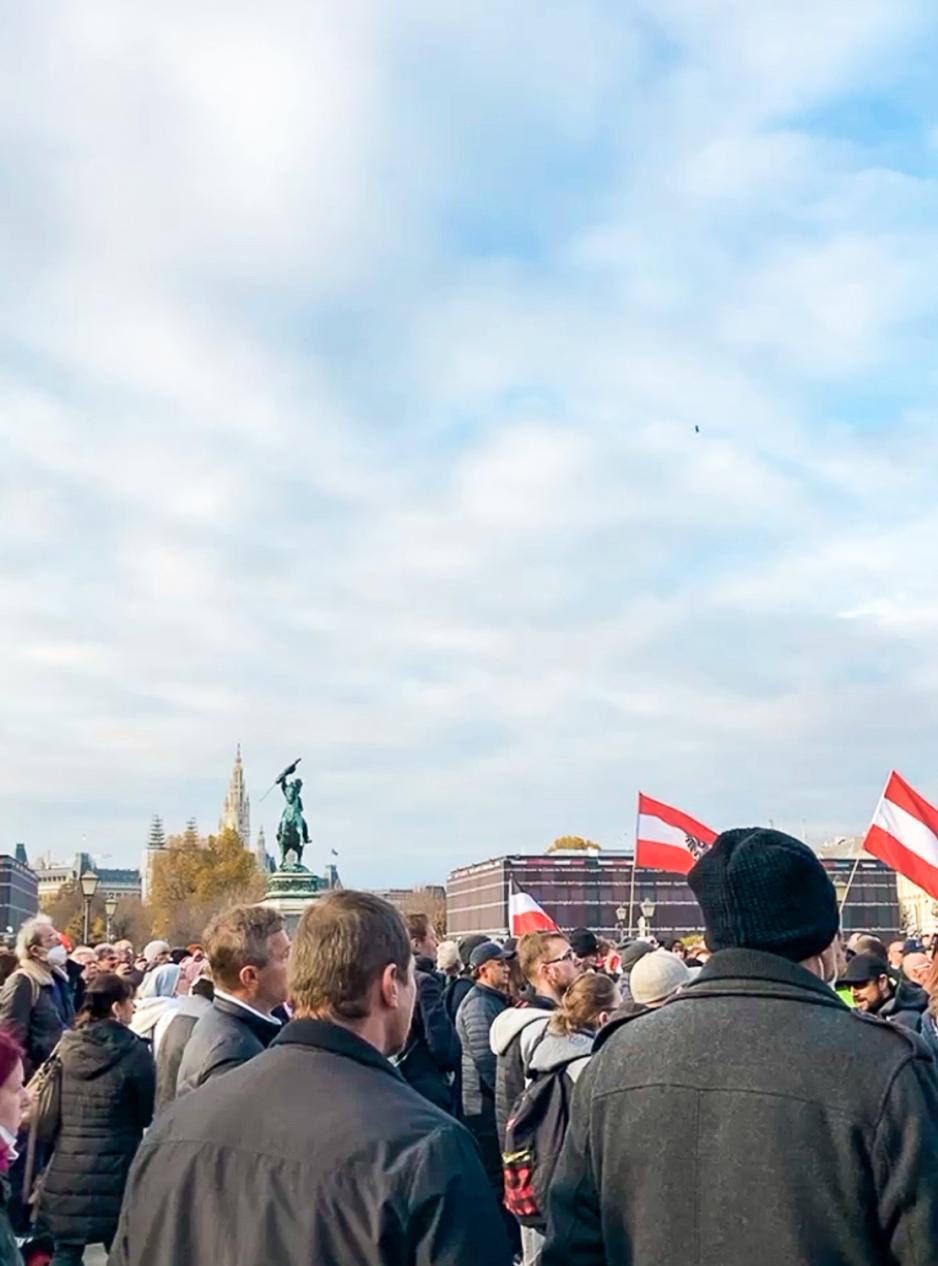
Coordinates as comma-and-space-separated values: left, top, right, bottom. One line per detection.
238, 963, 260, 991
380, 962, 402, 1010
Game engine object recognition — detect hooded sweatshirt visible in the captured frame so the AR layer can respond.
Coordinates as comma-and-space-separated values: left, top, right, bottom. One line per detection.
525, 1028, 594, 1083
490, 998, 557, 1146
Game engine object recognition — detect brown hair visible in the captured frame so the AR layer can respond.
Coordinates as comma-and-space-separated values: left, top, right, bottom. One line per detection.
549, 972, 618, 1036
518, 930, 569, 985
203, 905, 284, 991
406, 913, 431, 944
289, 890, 411, 1021
77, 973, 135, 1027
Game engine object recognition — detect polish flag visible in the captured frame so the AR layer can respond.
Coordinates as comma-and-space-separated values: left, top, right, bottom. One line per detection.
636, 792, 718, 875
510, 889, 559, 936
864, 771, 938, 902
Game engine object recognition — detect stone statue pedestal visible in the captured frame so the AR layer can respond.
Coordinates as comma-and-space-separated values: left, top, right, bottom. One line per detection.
263, 865, 324, 934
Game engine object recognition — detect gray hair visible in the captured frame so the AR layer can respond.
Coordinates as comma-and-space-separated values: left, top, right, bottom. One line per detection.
16, 917, 50, 962
436, 940, 461, 973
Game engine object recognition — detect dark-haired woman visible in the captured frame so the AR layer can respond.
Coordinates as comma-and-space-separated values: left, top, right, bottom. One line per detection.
40, 973, 155, 1265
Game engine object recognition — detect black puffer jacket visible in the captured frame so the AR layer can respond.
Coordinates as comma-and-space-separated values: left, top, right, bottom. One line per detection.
41, 1020, 154, 1245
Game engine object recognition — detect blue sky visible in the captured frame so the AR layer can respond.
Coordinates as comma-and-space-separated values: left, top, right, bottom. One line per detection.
3, 1, 938, 886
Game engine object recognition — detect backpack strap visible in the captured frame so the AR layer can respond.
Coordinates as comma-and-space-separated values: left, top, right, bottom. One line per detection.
10, 969, 40, 1008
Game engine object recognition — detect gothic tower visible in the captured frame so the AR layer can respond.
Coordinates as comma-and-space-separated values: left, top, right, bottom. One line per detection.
142, 813, 166, 903
219, 745, 251, 847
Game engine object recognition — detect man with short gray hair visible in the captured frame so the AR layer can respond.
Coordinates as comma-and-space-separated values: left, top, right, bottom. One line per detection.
1, 917, 73, 1078
175, 905, 289, 1097
109, 890, 511, 1265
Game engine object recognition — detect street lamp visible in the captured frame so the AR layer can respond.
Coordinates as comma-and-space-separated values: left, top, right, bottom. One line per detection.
104, 894, 118, 941
79, 871, 99, 945
615, 904, 627, 937
640, 898, 656, 939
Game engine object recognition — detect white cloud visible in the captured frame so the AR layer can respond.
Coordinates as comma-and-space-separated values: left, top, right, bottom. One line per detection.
1, 1, 937, 882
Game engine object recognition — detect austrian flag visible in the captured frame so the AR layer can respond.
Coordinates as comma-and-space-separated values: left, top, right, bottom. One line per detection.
509, 889, 558, 936
636, 792, 718, 875
864, 771, 938, 903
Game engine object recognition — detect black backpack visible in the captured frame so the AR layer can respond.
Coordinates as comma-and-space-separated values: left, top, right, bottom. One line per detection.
501, 1053, 586, 1231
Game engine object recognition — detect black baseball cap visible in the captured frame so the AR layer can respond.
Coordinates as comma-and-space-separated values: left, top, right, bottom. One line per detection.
469, 941, 509, 971
839, 952, 891, 986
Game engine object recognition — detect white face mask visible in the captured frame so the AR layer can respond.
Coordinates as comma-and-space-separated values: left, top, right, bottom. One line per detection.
46, 944, 68, 968
0, 1123, 18, 1164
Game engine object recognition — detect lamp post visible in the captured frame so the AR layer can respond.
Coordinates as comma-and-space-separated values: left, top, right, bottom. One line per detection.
79, 871, 99, 945
639, 897, 656, 940
104, 894, 118, 942
615, 904, 627, 938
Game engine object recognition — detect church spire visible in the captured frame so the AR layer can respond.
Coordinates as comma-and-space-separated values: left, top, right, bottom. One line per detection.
219, 746, 251, 847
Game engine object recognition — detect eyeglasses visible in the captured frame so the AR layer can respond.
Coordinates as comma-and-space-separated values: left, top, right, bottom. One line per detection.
544, 948, 576, 965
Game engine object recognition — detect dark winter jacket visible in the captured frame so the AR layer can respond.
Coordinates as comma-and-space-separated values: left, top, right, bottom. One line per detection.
444, 974, 473, 1021
490, 996, 556, 1145
0, 1177, 21, 1266
0, 967, 74, 1080
455, 983, 508, 1121
154, 992, 212, 1110
880, 977, 929, 1030
108, 1017, 512, 1266
543, 948, 938, 1266
175, 993, 281, 1097
41, 1020, 154, 1246
396, 956, 460, 1113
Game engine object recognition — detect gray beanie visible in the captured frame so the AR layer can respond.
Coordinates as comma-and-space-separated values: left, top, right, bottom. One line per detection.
630, 949, 691, 1006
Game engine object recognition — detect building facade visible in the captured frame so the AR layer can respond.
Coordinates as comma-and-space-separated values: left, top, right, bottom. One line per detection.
34, 852, 141, 906
447, 851, 902, 940
0, 851, 38, 934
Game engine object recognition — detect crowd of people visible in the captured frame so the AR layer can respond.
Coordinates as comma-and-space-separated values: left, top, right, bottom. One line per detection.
0, 829, 937, 1262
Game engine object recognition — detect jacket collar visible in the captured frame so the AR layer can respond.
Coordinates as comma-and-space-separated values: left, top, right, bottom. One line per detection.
595, 947, 845, 1053
271, 1017, 405, 1082
532, 994, 558, 1011
691, 948, 845, 1001
213, 993, 282, 1041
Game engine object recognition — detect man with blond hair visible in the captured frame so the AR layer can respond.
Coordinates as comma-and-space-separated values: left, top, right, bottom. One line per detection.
110, 891, 511, 1265
490, 928, 582, 1146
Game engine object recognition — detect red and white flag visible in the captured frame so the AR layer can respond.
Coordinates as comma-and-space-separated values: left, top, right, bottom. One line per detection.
864, 771, 938, 902
636, 792, 718, 875
509, 888, 559, 936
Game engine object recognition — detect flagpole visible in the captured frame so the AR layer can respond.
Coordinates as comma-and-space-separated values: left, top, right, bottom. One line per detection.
627, 795, 639, 938
839, 853, 862, 921
839, 771, 891, 925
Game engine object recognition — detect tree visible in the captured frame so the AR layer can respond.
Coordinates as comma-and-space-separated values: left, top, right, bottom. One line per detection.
399, 887, 447, 939
110, 897, 152, 948
548, 836, 602, 853
42, 881, 108, 946
146, 827, 265, 944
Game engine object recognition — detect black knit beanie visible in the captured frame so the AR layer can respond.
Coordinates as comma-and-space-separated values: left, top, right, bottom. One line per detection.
688, 827, 839, 962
